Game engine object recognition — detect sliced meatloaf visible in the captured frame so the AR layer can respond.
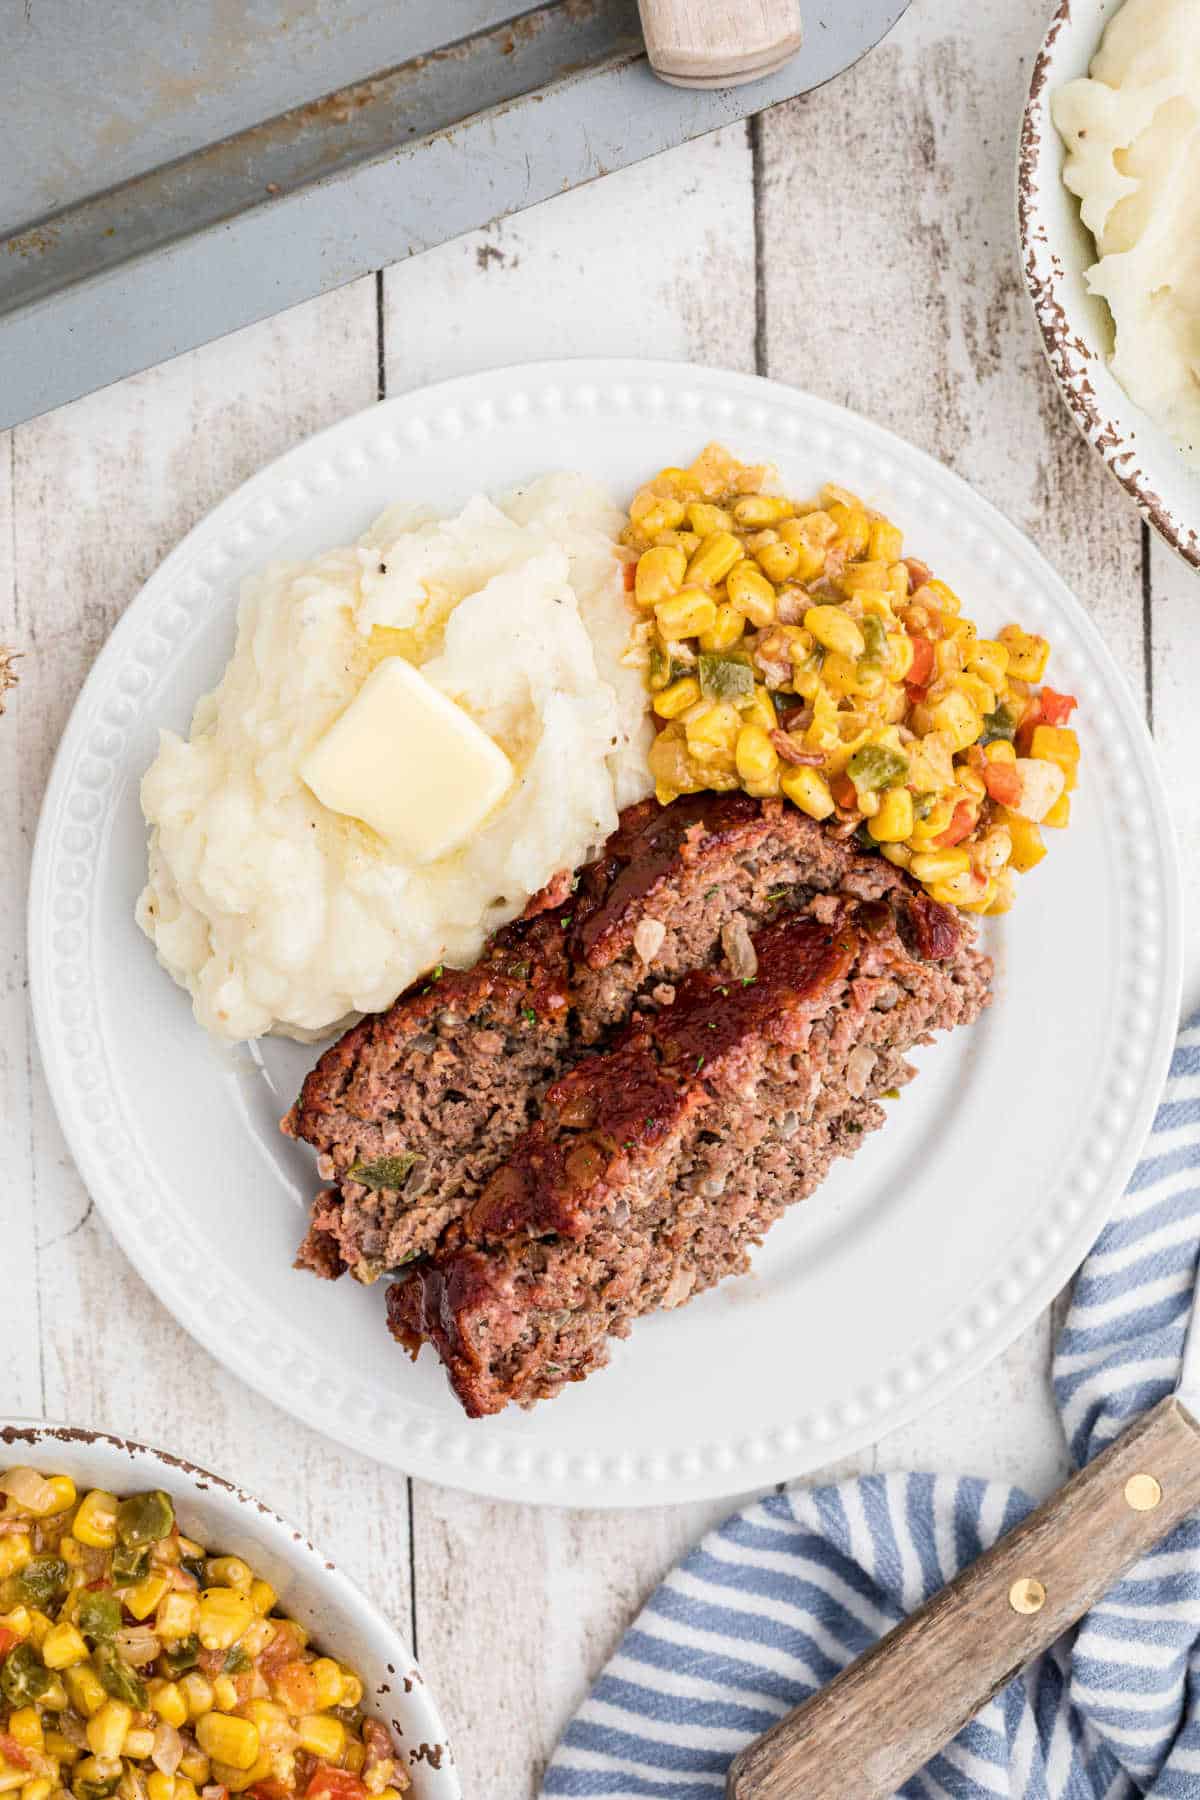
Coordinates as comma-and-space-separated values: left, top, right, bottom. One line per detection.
387, 887, 991, 1416
287, 906, 572, 1280
287, 792, 969, 1283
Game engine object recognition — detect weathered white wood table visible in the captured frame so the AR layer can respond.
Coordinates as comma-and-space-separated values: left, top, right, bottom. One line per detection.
3, 4, 1197, 1793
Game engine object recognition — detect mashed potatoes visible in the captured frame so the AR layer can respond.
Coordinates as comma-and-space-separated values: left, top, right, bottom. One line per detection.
138, 474, 653, 1041
1053, 0, 1200, 465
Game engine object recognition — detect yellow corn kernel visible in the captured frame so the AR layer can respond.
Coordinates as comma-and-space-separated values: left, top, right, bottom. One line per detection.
64, 1665, 107, 1718
635, 545, 687, 608
654, 590, 717, 640
732, 494, 793, 528
1043, 792, 1070, 829
999, 625, 1050, 681
180, 1673, 215, 1720
39, 1676, 66, 1714
752, 540, 800, 585
838, 559, 890, 595
880, 842, 913, 869
198, 1587, 254, 1651
148, 1681, 188, 1730
344, 1744, 367, 1777
242, 1701, 289, 1745
734, 724, 779, 788
73, 1490, 118, 1549
909, 848, 971, 884
867, 518, 904, 563
685, 501, 733, 536
212, 1675, 240, 1713
804, 605, 864, 661
921, 577, 960, 617
238, 1618, 275, 1661
177, 1748, 211, 1787
954, 672, 996, 717
653, 676, 702, 720
304, 1658, 343, 1711
984, 738, 1016, 765
956, 767, 987, 804
934, 636, 964, 677
686, 699, 741, 762
196, 1716, 260, 1775
41, 1621, 88, 1669
816, 652, 854, 699
24, 1611, 50, 1653
296, 1716, 346, 1761
216, 1757, 275, 1796
0, 1608, 31, 1645
737, 686, 775, 734
964, 638, 1009, 688
928, 871, 990, 907
155, 1591, 200, 1643
686, 530, 742, 588
1003, 812, 1047, 873
1030, 723, 1080, 782
928, 688, 981, 753
7, 1711, 43, 1753
773, 521, 825, 583
58, 1536, 83, 1568
337, 1671, 364, 1709
0, 1535, 32, 1578
43, 1732, 81, 1769
723, 560, 776, 628
147, 1775, 178, 1800
86, 1702, 132, 1761
780, 765, 835, 821
205, 1557, 252, 1594
884, 633, 914, 681
629, 492, 686, 537
20, 1781, 51, 1800
124, 1729, 156, 1760
698, 602, 746, 653
654, 529, 701, 557
868, 788, 915, 843
827, 502, 870, 558
124, 1574, 171, 1621
248, 1580, 276, 1617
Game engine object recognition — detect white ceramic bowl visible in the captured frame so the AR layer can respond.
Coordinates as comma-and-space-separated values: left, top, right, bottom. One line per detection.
1019, 0, 1200, 568
0, 1423, 459, 1800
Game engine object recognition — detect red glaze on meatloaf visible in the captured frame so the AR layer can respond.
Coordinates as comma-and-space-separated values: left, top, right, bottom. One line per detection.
387, 884, 991, 1416
287, 795, 923, 1283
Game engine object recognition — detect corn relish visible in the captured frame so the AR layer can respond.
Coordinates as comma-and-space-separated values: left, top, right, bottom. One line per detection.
0, 1469, 408, 1800
622, 445, 1081, 914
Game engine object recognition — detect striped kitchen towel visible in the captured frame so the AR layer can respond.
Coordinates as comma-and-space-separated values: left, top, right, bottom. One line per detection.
543, 1010, 1200, 1799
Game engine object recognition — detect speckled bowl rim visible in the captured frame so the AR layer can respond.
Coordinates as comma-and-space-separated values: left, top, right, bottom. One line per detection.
1018, 0, 1200, 571
0, 1420, 460, 1798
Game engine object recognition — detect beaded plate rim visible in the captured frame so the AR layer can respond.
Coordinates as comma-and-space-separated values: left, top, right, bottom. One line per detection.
29, 359, 1183, 1506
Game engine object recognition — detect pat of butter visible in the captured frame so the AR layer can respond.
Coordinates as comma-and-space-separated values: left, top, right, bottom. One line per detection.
300, 657, 513, 863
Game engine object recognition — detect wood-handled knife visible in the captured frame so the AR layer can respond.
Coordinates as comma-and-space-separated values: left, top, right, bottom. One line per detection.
638, 0, 804, 88
727, 1325, 1200, 1797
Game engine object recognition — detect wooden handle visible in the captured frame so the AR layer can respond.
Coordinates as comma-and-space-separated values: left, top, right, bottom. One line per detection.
727, 1396, 1200, 1800
637, 0, 803, 89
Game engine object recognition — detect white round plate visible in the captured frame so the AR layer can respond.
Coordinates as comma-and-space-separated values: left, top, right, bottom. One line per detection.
1019, 0, 1200, 569
30, 359, 1182, 1507
0, 1421, 459, 1797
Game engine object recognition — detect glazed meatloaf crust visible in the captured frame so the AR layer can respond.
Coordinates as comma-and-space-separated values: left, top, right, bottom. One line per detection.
287, 793, 924, 1281
387, 884, 990, 1415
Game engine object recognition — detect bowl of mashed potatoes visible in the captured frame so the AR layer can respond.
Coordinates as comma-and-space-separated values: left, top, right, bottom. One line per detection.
137, 474, 652, 1041
1019, 0, 1200, 568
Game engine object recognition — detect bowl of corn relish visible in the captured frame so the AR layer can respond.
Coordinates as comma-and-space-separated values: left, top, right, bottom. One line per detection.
622, 445, 1081, 916
0, 1429, 458, 1800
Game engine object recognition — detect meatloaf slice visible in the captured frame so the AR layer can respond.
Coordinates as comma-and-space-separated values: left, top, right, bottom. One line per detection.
289, 793, 920, 1283
387, 888, 991, 1416
287, 907, 571, 1280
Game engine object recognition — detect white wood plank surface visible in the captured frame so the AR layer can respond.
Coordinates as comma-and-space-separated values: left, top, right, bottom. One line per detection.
1, 5, 1196, 1796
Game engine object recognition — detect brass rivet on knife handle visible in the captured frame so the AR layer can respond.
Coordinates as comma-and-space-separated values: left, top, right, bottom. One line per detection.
724, 1398, 1200, 1800
1008, 1577, 1046, 1615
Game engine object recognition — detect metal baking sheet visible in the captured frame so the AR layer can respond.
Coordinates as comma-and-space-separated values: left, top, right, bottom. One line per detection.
0, 0, 909, 429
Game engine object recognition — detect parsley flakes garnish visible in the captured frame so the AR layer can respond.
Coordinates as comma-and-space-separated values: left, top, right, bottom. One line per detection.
766, 889, 786, 902
695, 1054, 705, 1072
521, 1006, 536, 1026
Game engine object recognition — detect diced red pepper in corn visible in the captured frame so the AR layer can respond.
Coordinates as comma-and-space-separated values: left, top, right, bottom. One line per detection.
982, 761, 1022, 807
934, 799, 977, 848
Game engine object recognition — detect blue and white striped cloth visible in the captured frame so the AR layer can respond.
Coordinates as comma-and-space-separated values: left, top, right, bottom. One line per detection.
544, 1011, 1200, 1799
